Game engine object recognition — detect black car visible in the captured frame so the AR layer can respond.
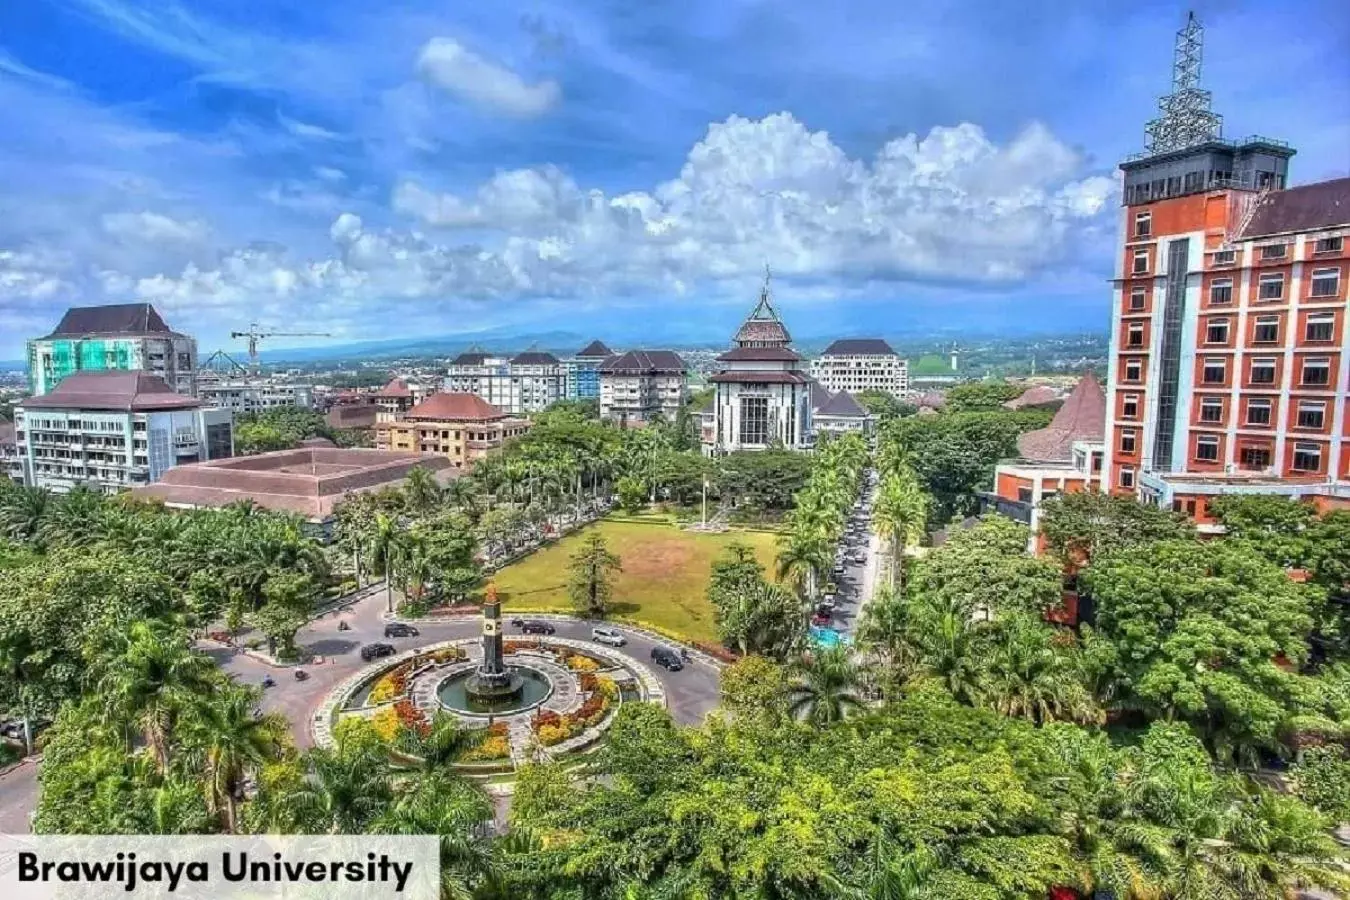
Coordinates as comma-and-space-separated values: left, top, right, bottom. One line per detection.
651, 646, 684, 671
360, 642, 397, 662
519, 619, 555, 635
384, 622, 420, 638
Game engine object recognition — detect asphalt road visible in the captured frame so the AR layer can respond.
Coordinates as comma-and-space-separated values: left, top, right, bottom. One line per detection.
823, 468, 880, 638
0, 585, 722, 833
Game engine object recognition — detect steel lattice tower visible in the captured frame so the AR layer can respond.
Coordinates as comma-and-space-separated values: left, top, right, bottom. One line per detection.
1144, 12, 1223, 154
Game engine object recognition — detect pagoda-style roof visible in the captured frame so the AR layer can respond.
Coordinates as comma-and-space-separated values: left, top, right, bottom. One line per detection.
374, 377, 413, 399
575, 340, 613, 358
732, 274, 792, 348
42, 303, 182, 340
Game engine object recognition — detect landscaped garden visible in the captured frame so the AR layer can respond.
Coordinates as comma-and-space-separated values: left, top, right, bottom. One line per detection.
491, 518, 779, 643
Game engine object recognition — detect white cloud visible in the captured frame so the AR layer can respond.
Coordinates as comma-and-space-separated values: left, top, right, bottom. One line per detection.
101, 211, 211, 245
314, 166, 347, 182
416, 38, 560, 117
279, 114, 342, 141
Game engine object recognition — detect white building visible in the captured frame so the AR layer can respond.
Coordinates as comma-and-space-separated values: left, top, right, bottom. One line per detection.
598, 350, 688, 426
702, 280, 813, 454
445, 349, 564, 415
197, 378, 315, 414
809, 339, 908, 397
13, 372, 233, 494
809, 382, 874, 437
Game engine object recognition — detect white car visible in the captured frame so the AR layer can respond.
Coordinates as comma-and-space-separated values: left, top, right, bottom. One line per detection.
591, 626, 627, 646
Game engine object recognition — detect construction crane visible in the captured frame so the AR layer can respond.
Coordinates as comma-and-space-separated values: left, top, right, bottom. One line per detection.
230, 323, 332, 374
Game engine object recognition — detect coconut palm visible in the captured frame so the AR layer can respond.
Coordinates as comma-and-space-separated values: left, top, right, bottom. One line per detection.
183, 687, 288, 832
403, 465, 442, 513
292, 744, 394, 833
371, 772, 496, 900
0, 484, 50, 544
979, 616, 1099, 725
367, 511, 404, 614
787, 645, 866, 725
776, 532, 832, 601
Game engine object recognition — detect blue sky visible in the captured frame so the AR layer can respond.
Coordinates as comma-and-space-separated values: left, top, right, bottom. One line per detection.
1, 0, 1347, 359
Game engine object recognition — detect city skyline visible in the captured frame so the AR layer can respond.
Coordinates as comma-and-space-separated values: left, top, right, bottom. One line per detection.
2, 0, 1348, 360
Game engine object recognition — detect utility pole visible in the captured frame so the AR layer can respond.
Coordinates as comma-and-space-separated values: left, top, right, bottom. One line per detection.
701, 476, 708, 526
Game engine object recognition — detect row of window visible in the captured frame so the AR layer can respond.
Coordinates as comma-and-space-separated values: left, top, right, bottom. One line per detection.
1126, 269, 1341, 310
1115, 441, 1325, 488
1131, 218, 1343, 260
1118, 356, 1336, 387
1119, 395, 1332, 435
1193, 313, 1337, 345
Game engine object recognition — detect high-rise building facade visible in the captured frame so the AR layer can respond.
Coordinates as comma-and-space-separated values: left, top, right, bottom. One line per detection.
703, 275, 813, 455
445, 349, 564, 415
810, 339, 909, 397
27, 303, 198, 397
1104, 13, 1350, 520
13, 372, 232, 494
598, 350, 689, 426
565, 340, 613, 400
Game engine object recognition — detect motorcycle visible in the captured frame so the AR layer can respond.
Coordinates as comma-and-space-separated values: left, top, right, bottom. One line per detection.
261, 675, 275, 689
337, 620, 351, 632
294, 669, 309, 682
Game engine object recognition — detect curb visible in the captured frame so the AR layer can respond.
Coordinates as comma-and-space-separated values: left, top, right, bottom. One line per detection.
0, 754, 38, 780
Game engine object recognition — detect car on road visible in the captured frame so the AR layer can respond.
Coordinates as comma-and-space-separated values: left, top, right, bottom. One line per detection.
360, 642, 397, 662
650, 646, 684, 671
383, 622, 420, 638
591, 626, 626, 646
518, 619, 556, 635
811, 610, 833, 626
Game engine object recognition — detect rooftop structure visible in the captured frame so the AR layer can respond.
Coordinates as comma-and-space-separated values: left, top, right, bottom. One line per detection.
27, 302, 198, 397
1017, 373, 1107, 462
133, 448, 456, 533
19, 371, 203, 412
598, 350, 689, 426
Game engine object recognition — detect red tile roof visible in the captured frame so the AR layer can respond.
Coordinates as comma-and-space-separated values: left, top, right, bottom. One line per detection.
42, 303, 178, 339
405, 392, 506, 421
19, 372, 201, 411
1004, 385, 1061, 410
1016, 372, 1105, 461
1241, 177, 1350, 238
374, 377, 413, 398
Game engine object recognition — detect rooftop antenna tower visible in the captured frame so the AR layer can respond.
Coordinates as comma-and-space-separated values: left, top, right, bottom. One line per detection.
1144, 11, 1223, 154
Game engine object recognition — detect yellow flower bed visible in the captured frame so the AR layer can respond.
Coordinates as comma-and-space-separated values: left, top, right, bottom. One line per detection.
537, 723, 568, 746
370, 706, 400, 744
595, 677, 619, 700
566, 655, 600, 673
461, 735, 510, 762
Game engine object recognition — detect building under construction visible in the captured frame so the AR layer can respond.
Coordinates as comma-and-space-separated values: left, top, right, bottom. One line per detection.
26, 303, 198, 397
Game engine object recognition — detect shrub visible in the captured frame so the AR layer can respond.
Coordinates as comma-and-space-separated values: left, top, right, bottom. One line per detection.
461, 735, 511, 762
393, 699, 429, 738
595, 677, 619, 700
370, 707, 400, 744
537, 724, 568, 746
566, 655, 600, 673
1290, 746, 1350, 821
369, 663, 411, 704
532, 709, 562, 733
579, 673, 598, 693
487, 721, 509, 738
693, 641, 740, 664
504, 640, 540, 654
430, 647, 466, 664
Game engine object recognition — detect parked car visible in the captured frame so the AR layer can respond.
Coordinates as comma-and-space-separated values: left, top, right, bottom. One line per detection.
650, 646, 684, 671
519, 620, 555, 635
360, 642, 397, 662
510, 618, 524, 627
819, 595, 837, 610
811, 610, 832, 627
591, 626, 626, 646
384, 622, 420, 638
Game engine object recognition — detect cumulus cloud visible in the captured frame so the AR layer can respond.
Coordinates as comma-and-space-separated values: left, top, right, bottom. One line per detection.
416, 37, 560, 117
101, 211, 211, 245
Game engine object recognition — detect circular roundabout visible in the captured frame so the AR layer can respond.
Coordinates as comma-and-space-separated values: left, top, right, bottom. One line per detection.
315, 593, 675, 771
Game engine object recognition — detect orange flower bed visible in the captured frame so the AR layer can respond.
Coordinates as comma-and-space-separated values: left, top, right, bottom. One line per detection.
393, 699, 429, 737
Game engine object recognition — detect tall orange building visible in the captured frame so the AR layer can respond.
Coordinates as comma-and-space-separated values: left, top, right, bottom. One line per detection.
1103, 13, 1350, 524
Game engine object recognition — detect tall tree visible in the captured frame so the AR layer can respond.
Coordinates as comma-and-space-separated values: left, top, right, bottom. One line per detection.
567, 531, 622, 619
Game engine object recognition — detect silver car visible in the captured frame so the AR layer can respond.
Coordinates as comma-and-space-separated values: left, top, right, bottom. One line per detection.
591, 626, 627, 646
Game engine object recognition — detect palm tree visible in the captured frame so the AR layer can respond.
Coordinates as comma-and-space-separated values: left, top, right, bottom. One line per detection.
293, 744, 394, 833
97, 620, 218, 772
776, 532, 831, 602
787, 646, 866, 725
183, 688, 288, 832
371, 772, 495, 900
416, 713, 488, 772
367, 512, 404, 614
403, 465, 442, 513
0, 485, 50, 545
979, 617, 1098, 725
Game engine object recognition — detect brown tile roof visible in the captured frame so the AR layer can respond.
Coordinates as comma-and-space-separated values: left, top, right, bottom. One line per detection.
42, 303, 178, 339
1004, 385, 1061, 410
19, 372, 201, 411
599, 350, 687, 374
817, 391, 867, 418
1016, 372, 1105, 461
450, 350, 492, 366
733, 287, 792, 346
132, 448, 456, 521
511, 350, 560, 365
374, 377, 413, 398
406, 392, 505, 421
1240, 177, 1350, 238
716, 346, 802, 362
821, 338, 896, 356
709, 370, 811, 385
325, 403, 378, 429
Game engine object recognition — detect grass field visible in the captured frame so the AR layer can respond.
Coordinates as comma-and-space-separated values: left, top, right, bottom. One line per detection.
491, 518, 780, 643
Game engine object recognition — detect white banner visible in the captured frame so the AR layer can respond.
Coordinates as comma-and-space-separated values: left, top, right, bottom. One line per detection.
0, 835, 439, 899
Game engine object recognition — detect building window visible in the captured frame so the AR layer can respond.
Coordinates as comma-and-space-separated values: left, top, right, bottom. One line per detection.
1128, 287, 1147, 311
1201, 359, 1226, 384
738, 396, 770, 445
1199, 397, 1224, 423
1212, 249, 1236, 266
1194, 434, 1220, 462
1250, 358, 1277, 385
1306, 313, 1336, 342
1119, 467, 1135, 489
1253, 316, 1280, 343
1301, 358, 1331, 386
1297, 401, 1326, 430
1292, 442, 1322, 473
1209, 278, 1233, 305
1239, 446, 1272, 469
1204, 319, 1229, 344
1260, 243, 1288, 260
1120, 430, 1137, 454
1121, 394, 1139, 419
1134, 212, 1152, 237
1258, 273, 1285, 301
1309, 267, 1341, 298
1124, 359, 1143, 382
1132, 249, 1149, 274
1017, 487, 1033, 504
1313, 236, 1343, 255
1246, 399, 1272, 426
1126, 323, 1145, 348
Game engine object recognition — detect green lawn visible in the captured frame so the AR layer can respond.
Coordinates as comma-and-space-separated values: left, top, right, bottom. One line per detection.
492, 518, 780, 644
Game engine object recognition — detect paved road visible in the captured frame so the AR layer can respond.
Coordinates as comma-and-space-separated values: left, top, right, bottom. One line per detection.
0, 586, 722, 833
826, 468, 880, 638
